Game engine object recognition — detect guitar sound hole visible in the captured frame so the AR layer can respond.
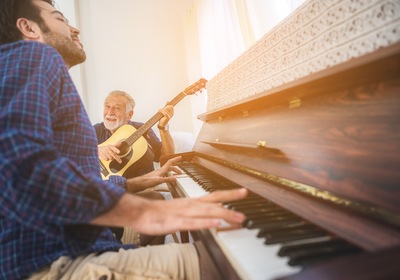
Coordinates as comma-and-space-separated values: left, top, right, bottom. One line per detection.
109, 148, 133, 173
119, 141, 130, 155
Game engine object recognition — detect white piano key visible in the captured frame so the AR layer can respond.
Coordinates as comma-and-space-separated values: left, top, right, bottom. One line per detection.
176, 176, 208, 198
214, 228, 301, 280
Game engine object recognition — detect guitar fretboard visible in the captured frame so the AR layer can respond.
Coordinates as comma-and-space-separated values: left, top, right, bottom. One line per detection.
124, 91, 187, 146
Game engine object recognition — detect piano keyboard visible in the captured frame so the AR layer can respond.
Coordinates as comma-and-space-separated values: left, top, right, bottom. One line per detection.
172, 162, 363, 280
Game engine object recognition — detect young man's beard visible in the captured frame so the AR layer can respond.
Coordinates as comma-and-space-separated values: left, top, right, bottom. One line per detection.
42, 31, 86, 68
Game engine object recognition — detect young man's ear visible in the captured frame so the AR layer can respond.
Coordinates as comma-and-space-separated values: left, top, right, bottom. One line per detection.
16, 18, 41, 40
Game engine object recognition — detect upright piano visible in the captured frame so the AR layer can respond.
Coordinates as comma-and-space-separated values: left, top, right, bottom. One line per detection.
162, 42, 400, 280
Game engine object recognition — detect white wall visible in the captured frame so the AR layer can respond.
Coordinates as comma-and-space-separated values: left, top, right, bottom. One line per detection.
55, 0, 198, 141
76, 0, 197, 137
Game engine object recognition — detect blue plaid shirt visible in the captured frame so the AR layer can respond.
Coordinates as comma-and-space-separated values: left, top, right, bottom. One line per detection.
0, 41, 135, 279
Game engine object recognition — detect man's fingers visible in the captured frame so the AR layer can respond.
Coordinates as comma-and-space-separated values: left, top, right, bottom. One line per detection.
171, 218, 222, 232
112, 154, 122, 163
172, 201, 246, 230
180, 189, 247, 225
105, 145, 119, 155
106, 147, 121, 163
159, 105, 174, 120
168, 166, 182, 175
198, 188, 248, 204
161, 176, 177, 183
164, 156, 182, 167
164, 107, 174, 118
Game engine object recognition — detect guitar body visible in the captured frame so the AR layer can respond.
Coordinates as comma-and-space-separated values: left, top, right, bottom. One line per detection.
99, 124, 148, 180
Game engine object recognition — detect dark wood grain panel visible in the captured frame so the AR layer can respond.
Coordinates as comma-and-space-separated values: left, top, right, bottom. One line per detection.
194, 44, 400, 214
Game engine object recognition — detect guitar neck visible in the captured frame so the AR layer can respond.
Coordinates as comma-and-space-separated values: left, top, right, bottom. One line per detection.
124, 91, 187, 146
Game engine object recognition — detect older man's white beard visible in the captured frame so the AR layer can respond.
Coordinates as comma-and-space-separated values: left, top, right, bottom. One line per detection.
104, 116, 125, 131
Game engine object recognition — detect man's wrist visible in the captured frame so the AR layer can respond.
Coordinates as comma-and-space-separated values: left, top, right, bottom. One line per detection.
126, 177, 145, 193
158, 124, 169, 131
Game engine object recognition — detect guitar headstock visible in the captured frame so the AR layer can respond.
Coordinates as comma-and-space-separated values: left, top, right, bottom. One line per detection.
183, 78, 207, 95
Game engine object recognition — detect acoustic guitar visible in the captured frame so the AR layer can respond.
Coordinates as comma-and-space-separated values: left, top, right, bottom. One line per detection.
99, 78, 207, 180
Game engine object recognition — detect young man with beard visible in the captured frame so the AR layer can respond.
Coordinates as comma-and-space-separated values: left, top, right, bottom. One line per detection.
0, 0, 247, 279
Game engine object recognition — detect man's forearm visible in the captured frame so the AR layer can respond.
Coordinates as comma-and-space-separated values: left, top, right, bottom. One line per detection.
160, 130, 175, 155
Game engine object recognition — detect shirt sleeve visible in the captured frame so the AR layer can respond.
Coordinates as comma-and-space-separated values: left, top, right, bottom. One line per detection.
107, 175, 128, 189
0, 42, 124, 237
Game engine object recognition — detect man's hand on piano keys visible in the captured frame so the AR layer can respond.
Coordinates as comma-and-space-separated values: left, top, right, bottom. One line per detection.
135, 187, 248, 235
125, 156, 183, 193
91, 188, 248, 235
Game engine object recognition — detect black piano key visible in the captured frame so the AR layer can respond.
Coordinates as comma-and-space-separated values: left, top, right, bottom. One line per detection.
278, 238, 348, 257
262, 225, 327, 244
288, 243, 363, 266
202, 183, 237, 191
263, 222, 316, 233
225, 197, 267, 208
228, 202, 276, 211
253, 219, 306, 232
243, 215, 299, 228
241, 208, 289, 217
247, 212, 296, 222
247, 217, 303, 230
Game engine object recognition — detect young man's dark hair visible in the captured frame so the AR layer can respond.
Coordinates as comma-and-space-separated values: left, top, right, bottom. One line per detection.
0, 0, 52, 45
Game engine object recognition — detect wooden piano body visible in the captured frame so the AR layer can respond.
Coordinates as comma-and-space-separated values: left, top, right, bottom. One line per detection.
161, 1, 400, 278
164, 42, 400, 279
